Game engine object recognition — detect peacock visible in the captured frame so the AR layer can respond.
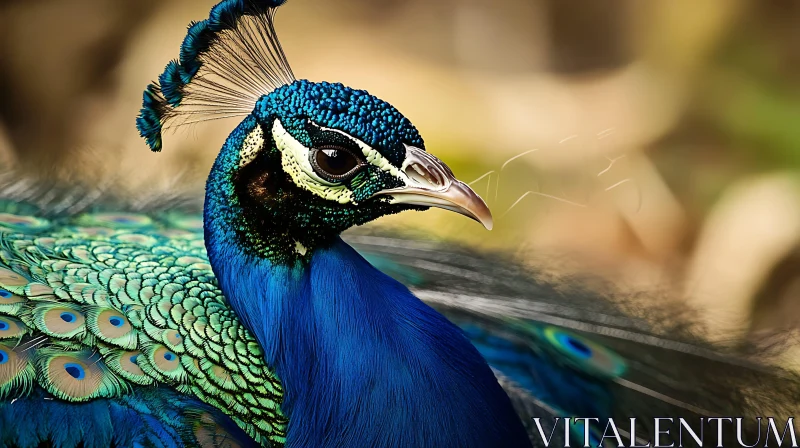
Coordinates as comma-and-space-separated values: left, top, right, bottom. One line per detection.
0, 1, 798, 447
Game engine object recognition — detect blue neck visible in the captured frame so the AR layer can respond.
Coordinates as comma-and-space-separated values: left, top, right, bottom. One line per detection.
204, 117, 530, 448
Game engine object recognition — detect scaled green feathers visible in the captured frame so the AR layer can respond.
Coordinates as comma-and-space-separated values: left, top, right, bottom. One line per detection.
0, 210, 287, 446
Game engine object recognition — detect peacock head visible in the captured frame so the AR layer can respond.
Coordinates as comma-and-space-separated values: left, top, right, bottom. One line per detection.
136, 0, 491, 263
217, 80, 491, 260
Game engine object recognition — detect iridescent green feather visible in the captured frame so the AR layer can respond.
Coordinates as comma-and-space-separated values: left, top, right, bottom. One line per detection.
103, 348, 154, 386
0, 315, 29, 340
31, 303, 89, 341
33, 347, 128, 402
0, 210, 288, 446
0, 342, 36, 399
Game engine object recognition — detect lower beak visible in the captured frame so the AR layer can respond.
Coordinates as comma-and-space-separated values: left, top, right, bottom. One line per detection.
374, 145, 493, 230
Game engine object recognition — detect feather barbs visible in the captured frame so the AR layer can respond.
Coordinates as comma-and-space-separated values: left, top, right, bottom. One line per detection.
0, 288, 26, 315
0, 342, 34, 399
0, 267, 29, 289
138, 344, 188, 383
105, 349, 154, 386
74, 213, 155, 230
192, 412, 249, 448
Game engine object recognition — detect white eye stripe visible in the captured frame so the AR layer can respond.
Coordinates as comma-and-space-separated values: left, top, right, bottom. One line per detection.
271, 119, 354, 204
272, 120, 333, 185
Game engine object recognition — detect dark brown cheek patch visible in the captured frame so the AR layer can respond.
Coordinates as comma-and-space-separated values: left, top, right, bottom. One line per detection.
246, 170, 275, 203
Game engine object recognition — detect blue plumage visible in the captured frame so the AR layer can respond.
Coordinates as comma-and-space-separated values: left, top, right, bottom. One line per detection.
202, 114, 528, 445
206, 133, 530, 444
461, 323, 613, 424
0, 387, 259, 447
208, 0, 249, 31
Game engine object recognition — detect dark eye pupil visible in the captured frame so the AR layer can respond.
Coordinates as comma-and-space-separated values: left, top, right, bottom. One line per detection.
315, 148, 359, 177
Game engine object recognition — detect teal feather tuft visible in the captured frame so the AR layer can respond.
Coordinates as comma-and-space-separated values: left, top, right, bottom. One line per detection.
158, 60, 186, 107
135, 84, 166, 152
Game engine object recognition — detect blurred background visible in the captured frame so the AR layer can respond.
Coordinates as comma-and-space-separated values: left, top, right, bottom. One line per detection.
1, 0, 800, 360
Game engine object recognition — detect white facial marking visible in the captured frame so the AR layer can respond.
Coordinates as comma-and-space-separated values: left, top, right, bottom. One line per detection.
294, 241, 308, 256
271, 119, 354, 204
238, 125, 265, 168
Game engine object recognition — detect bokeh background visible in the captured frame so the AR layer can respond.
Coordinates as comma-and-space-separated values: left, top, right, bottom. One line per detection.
2, 0, 800, 360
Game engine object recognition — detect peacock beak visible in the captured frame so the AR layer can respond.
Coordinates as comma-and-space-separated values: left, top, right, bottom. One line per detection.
375, 145, 493, 230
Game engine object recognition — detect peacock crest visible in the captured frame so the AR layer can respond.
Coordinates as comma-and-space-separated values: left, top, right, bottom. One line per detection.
137, 0, 294, 153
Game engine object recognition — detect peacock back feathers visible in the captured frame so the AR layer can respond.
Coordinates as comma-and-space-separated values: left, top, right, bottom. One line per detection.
0, 205, 286, 447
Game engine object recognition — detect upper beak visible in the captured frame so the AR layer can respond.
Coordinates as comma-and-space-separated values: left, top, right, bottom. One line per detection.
373, 145, 493, 230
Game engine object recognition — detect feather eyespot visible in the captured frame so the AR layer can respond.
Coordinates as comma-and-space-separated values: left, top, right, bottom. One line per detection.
0, 348, 7, 365
64, 363, 86, 380
558, 334, 592, 359
0, 268, 27, 287
164, 330, 183, 347
541, 326, 627, 378
39, 307, 85, 338
109, 316, 125, 328
93, 310, 133, 343
0, 317, 24, 339
0, 289, 24, 305
152, 346, 182, 374
117, 350, 148, 382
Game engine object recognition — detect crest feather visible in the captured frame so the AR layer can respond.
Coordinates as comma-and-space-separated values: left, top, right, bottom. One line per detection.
136, 0, 294, 152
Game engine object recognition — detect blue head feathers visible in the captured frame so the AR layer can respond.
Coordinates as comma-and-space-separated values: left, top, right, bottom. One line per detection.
136, 0, 293, 152
255, 81, 425, 166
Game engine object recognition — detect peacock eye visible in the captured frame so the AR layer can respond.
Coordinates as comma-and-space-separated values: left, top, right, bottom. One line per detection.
310, 146, 363, 182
